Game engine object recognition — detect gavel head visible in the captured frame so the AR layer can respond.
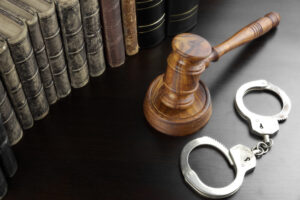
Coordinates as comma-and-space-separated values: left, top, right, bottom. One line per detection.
144, 33, 213, 136
144, 12, 280, 136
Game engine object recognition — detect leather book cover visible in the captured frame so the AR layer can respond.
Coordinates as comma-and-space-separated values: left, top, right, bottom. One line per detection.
0, 8, 49, 121
0, 38, 33, 130
0, 78, 23, 145
136, 0, 166, 48
0, 115, 18, 177
166, 0, 199, 36
0, 165, 7, 199
21, 0, 71, 98
79, 0, 106, 77
0, 0, 58, 105
100, 0, 125, 67
56, 0, 90, 88
121, 0, 139, 56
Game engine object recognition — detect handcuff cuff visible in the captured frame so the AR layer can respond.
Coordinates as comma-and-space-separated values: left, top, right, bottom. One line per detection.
180, 80, 291, 199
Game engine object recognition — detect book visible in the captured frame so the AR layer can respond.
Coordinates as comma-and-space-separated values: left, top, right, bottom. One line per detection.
0, 78, 23, 145
0, 0, 58, 105
56, 0, 89, 88
0, 166, 7, 199
0, 115, 18, 177
20, 0, 71, 98
0, 8, 49, 121
0, 38, 34, 130
100, 0, 125, 67
79, 0, 106, 77
166, 0, 199, 36
121, 0, 139, 56
136, 0, 166, 48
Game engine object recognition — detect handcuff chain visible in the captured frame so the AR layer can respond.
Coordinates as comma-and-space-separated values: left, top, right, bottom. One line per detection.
251, 139, 273, 158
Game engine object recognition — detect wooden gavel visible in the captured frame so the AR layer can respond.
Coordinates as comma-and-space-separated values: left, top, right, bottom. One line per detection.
144, 12, 280, 136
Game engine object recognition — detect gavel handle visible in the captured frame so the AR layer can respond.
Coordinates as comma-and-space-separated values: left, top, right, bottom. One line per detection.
208, 12, 280, 63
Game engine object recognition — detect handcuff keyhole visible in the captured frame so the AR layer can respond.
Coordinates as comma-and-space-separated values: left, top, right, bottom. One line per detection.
244, 157, 250, 161
260, 123, 264, 129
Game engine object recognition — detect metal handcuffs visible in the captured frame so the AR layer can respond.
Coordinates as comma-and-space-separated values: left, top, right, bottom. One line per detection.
180, 80, 291, 199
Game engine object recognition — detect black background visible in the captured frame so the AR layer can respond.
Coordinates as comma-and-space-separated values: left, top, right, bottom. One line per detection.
7, 0, 300, 199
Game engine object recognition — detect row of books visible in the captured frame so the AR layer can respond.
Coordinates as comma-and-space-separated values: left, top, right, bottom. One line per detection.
100, 0, 200, 65
0, 0, 199, 146
136, 0, 199, 48
0, 0, 107, 146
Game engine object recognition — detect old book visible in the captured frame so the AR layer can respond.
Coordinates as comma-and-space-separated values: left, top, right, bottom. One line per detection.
166, 0, 199, 36
19, 0, 71, 98
0, 0, 58, 105
56, 0, 89, 88
0, 78, 23, 145
0, 166, 7, 199
121, 0, 139, 56
100, 0, 126, 67
136, 0, 166, 48
0, 115, 18, 177
0, 38, 33, 129
0, 8, 49, 120
79, 0, 106, 77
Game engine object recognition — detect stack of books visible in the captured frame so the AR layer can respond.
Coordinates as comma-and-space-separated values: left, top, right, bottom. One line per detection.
0, 0, 199, 146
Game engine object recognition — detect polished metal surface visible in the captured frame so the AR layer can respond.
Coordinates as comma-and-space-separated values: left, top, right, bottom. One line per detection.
235, 80, 291, 138
180, 81, 292, 199
180, 137, 256, 199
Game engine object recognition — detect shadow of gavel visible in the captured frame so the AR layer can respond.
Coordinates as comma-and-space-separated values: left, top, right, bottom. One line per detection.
144, 12, 280, 136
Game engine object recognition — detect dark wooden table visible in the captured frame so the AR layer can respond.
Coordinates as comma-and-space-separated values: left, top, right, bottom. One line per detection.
7, 0, 300, 199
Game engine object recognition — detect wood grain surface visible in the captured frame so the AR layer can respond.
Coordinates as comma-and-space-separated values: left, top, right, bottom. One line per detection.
144, 12, 278, 136
7, 0, 300, 199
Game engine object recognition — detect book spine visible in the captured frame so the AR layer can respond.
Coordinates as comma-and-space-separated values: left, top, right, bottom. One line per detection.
8, 26, 49, 121
0, 40, 34, 130
79, 0, 106, 77
100, 0, 126, 67
136, 0, 166, 48
166, 0, 199, 36
121, 0, 139, 56
27, 16, 58, 104
0, 167, 7, 199
56, 0, 89, 88
0, 115, 18, 177
38, 2, 71, 98
0, 79, 23, 145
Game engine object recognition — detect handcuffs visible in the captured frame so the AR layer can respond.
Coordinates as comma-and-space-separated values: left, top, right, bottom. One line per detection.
180, 80, 291, 199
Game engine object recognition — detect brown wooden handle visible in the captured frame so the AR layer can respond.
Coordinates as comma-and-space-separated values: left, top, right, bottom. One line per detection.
209, 12, 280, 62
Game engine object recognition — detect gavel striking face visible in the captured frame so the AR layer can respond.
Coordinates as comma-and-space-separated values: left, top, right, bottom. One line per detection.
144, 12, 280, 136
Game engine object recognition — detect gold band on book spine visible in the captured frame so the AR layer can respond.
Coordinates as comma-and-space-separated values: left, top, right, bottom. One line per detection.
138, 14, 165, 34
138, 19, 165, 34
169, 5, 199, 23
169, 5, 198, 17
136, 0, 163, 10
136, 0, 154, 4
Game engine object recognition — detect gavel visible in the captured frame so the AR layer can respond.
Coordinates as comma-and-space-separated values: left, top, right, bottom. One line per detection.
144, 12, 280, 136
